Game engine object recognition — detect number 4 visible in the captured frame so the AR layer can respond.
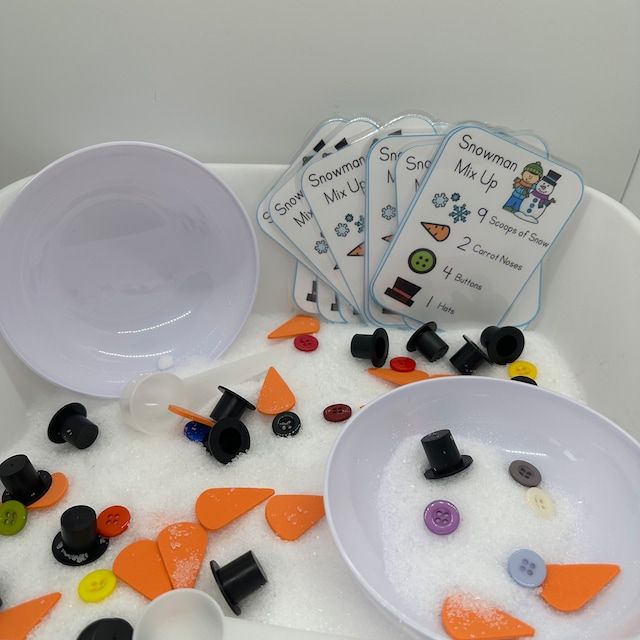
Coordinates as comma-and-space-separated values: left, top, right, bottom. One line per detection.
443, 265, 453, 279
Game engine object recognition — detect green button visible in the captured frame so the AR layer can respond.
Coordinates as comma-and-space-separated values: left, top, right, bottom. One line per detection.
0, 500, 28, 535
408, 248, 436, 274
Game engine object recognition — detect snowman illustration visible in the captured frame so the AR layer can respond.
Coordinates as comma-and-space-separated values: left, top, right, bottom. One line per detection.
516, 170, 561, 224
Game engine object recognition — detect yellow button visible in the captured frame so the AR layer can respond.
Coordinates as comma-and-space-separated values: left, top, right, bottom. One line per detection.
526, 487, 556, 519
78, 569, 117, 603
508, 360, 538, 380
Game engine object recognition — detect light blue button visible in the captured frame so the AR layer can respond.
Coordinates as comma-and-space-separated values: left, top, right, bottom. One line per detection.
507, 549, 547, 588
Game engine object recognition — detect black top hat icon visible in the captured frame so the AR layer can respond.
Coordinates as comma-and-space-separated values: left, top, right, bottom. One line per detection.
52, 505, 109, 566
421, 429, 473, 479
210, 550, 268, 615
541, 170, 561, 187
48, 403, 100, 450
384, 277, 421, 307
0, 454, 52, 506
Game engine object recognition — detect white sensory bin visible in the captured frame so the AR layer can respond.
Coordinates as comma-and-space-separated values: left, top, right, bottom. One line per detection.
0, 165, 638, 640
325, 377, 640, 639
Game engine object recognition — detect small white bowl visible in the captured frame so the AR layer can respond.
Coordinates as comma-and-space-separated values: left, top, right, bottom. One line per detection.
324, 377, 640, 640
0, 142, 258, 397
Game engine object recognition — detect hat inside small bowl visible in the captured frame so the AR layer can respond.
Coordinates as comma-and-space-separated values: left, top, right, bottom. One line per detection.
325, 377, 640, 640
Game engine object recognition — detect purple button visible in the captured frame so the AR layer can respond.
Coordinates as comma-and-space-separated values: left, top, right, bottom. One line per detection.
423, 500, 460, 535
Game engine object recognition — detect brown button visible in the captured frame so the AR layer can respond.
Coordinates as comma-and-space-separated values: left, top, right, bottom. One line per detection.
323, 404, 352, 423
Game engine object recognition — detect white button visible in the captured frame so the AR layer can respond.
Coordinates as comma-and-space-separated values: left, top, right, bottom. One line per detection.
526, 487, 556, 519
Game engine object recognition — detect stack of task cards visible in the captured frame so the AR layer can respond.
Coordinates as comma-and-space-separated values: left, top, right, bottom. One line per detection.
257, 119, 583, 329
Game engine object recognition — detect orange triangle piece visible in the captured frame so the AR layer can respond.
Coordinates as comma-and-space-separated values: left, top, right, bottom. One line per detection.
368, 368, 455, 386
421, 222, 451, 242
157, 522, 208, 589
196, 487, 275, 531
265, 494, 325, 541
28, 472, 69, 510
113, 539, 173, 600
167, 404, 214, 427
268, 315, 320, 339
0, 592, 61, 640
541, 564, 620, 612
256, 367, 296, 414
442, 595, 535, 639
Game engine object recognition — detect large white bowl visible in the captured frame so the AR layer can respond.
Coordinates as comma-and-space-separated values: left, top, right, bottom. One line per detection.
324, 377, 640, 640
0, 142, 258, 397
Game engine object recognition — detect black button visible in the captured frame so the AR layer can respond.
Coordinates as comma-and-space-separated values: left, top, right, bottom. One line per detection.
77, 618, 133, 640
272, 412, 301, 437
509, 460, 542, 487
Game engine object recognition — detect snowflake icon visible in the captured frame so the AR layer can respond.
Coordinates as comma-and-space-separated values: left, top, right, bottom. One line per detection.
314, 238, 329, 254
355, 215, 365, 233
381, 204, 397, 220
449, 203, 470, 223
335, 222, 350, 237
345, 213, 354, 223
432, 193, 449, 208
451, 192, 461, 202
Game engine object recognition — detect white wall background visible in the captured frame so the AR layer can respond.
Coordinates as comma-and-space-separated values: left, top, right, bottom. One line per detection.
1, 0, 639, 211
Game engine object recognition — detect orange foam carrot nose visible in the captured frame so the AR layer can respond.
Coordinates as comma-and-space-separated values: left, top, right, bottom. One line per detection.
0, 592, 61, 640
168, 404, 214, 427
265, 494, 325, 541
113, 539, 173, 600
541, 564, 621, 612
157, 522, 208, 589
256, 367, 296, 415
196, 487, 275, 531
28, 472, 69, 510
368, 367, 455, 386
268, 314, 320, 339
441, 595, 535, 639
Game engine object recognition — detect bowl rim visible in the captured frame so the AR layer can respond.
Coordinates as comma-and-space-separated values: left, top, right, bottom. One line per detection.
0, 140, 259, 398
324, 376, 640, 640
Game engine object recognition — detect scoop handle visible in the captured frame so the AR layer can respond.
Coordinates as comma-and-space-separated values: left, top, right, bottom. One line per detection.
184, 345, 285, 408
225, 617, 355, 640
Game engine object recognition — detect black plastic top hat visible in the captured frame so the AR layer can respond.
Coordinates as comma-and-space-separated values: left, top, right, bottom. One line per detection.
449, 335, 490, 375
210, 550, 267, 615
77, 618, 133, 640
350, 328, 389, 368
421, 429, 473, 479
52, 505, 109, 566
480, 326, 525, 365
0, 454, 52, 505
48, 403, 99, 450
206, 417, 250, 464
406, 321, 449, 362
210, 386, 256, 422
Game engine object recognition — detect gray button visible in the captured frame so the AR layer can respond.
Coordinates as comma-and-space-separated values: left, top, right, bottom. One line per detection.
509, 459, 542, 487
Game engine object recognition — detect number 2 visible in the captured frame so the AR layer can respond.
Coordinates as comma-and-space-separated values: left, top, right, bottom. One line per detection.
457, 236, 471, 251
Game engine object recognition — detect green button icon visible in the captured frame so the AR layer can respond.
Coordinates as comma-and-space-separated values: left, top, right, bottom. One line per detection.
408, 248, 436, 274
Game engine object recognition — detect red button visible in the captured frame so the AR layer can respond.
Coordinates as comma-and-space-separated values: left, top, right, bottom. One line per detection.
97, 505, 131, 538
294, 334, 319, 352
323, 404, 352, 422
390, 356, 416, 372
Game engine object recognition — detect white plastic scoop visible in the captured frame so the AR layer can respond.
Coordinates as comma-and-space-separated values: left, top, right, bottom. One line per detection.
120, 347, 283, 435
133, 589, 356, 640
